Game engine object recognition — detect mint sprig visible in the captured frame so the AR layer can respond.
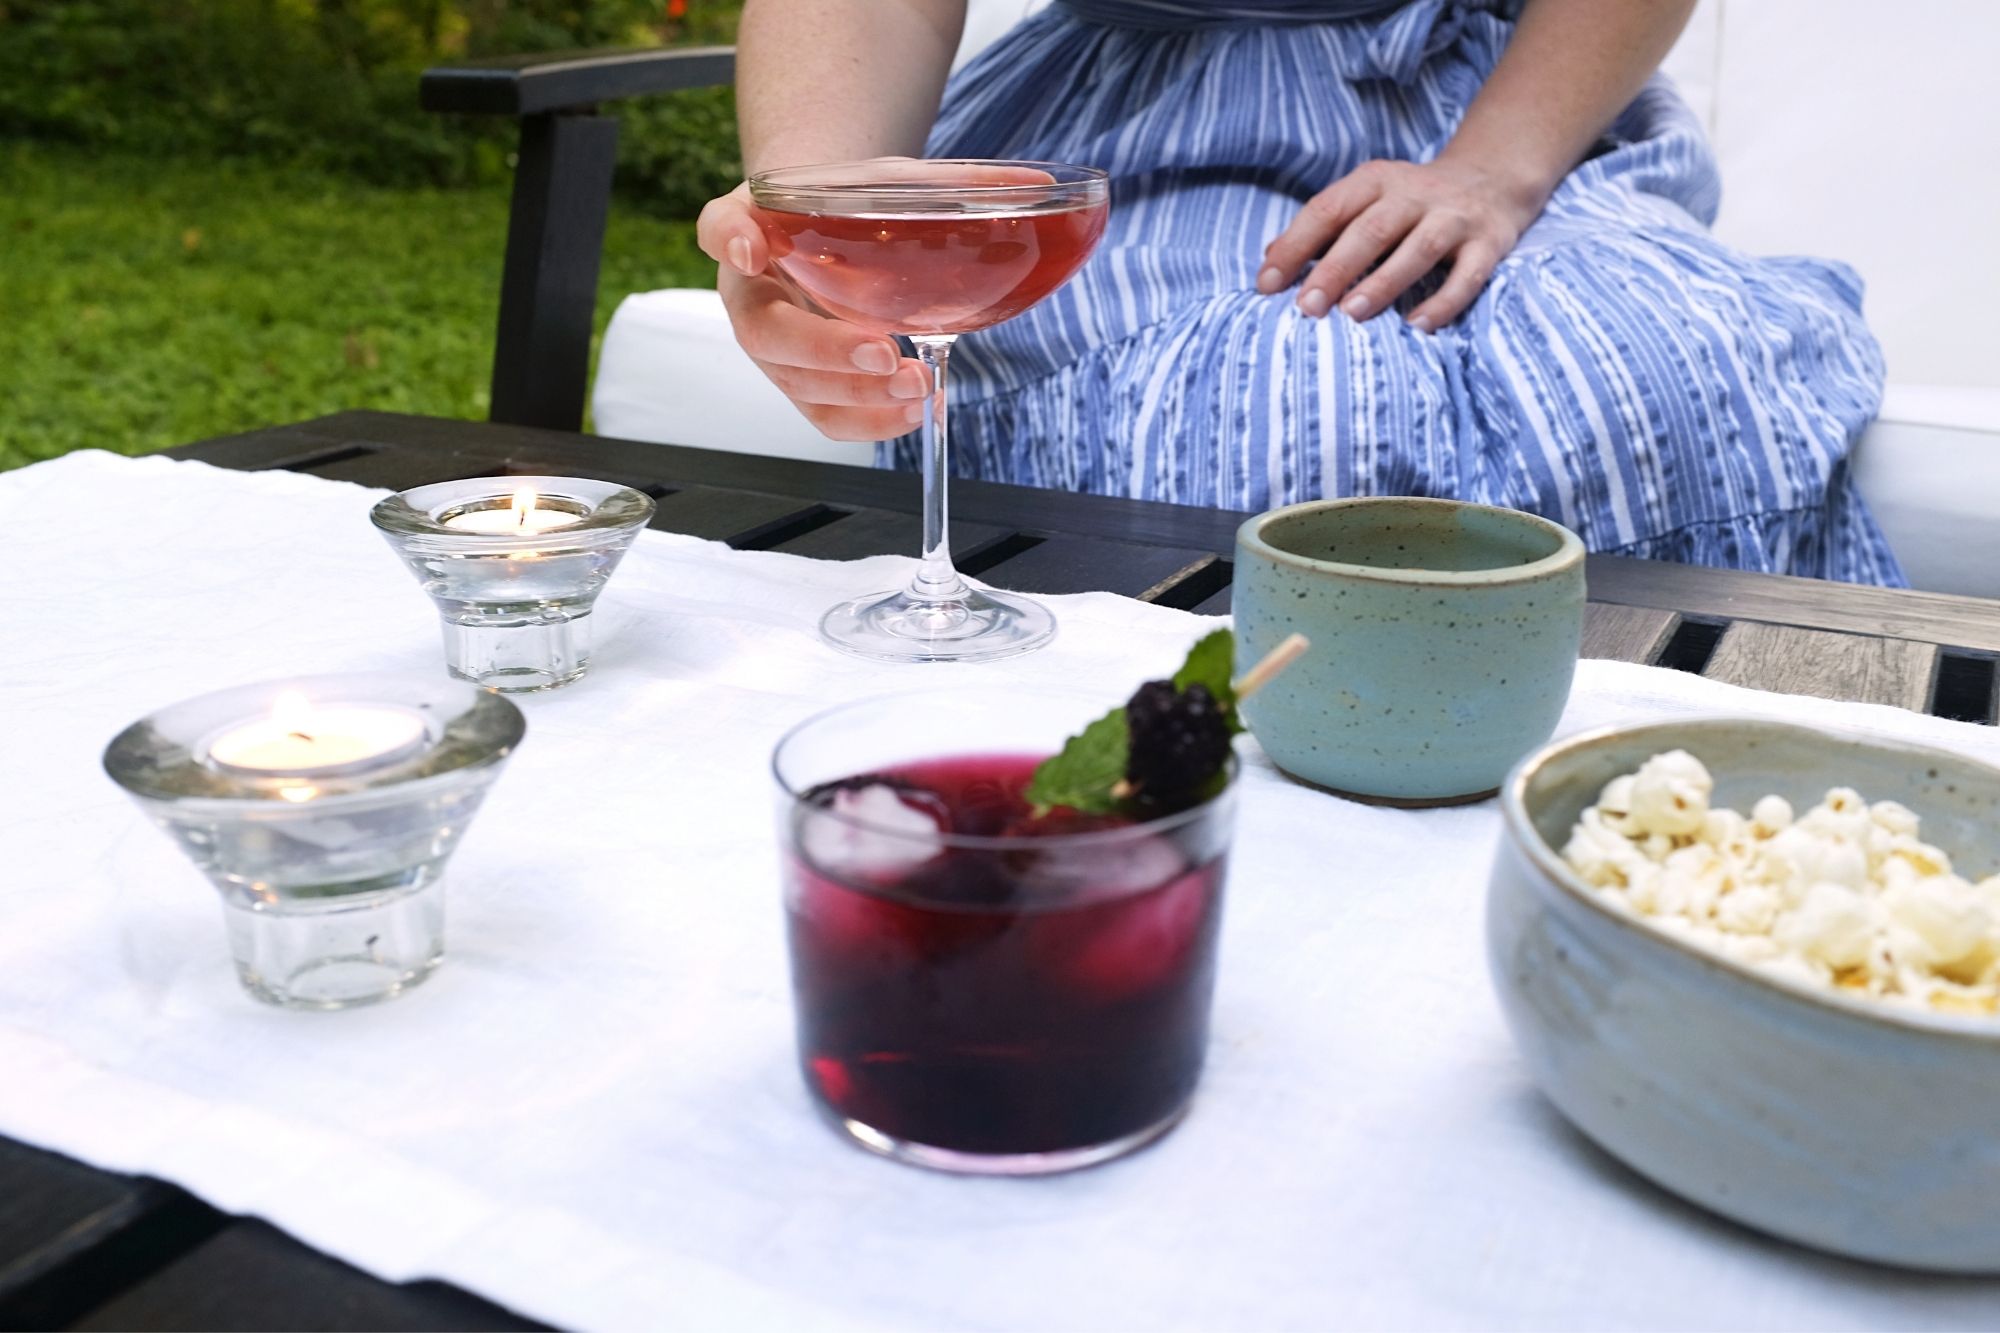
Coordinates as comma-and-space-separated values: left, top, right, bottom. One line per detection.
1172, 628, 1244, 733
1025, 629, 1239, 815
1023, 706, 1130, 815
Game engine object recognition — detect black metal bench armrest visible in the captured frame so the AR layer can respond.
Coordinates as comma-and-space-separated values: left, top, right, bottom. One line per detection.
420, 46, 735, 117
422, 45, 739, 436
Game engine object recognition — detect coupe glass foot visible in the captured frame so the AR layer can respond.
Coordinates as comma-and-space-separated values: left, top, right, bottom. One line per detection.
819, 585, 1055, 663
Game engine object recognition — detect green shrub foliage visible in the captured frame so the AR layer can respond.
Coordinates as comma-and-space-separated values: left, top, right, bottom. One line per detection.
0, 0, 743, 216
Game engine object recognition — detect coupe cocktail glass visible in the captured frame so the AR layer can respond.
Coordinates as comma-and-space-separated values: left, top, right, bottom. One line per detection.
747, 160, 1109, 663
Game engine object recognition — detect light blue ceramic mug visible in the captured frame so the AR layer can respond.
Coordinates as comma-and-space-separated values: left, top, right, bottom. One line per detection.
1233, 497, 1586, 806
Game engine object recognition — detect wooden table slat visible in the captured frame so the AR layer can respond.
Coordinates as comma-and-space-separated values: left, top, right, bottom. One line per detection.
976, 534, 1226, 601
299, 449, 502, 492
1190, 584, 1233, 617
186, 413, 2000, 660
1580, 603, 1682, 666
646, 486, 823, 544
1588, 554, 2000, 655
765, 508, 1009, 563
67, 1221, 543, 1333
286, 412, 1254, 555
162, 426, 371, 475
1701, 621, 1941, 712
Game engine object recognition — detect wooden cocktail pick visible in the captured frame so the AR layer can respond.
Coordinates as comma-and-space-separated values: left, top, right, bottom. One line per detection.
1231, 632, 1310, 702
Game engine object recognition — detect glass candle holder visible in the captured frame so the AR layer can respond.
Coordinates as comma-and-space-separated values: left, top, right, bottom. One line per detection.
103, 674, 525, 1010
773, 690, 1237, 1175
371, 477, 655, 692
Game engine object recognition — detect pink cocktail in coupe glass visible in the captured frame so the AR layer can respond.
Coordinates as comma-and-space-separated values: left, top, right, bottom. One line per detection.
747, 160, 1109, 663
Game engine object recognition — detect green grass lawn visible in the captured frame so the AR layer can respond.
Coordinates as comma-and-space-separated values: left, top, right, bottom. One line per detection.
1, 141, 718, 471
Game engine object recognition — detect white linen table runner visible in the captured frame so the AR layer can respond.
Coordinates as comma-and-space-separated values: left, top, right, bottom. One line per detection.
5, 450, 1999, 1330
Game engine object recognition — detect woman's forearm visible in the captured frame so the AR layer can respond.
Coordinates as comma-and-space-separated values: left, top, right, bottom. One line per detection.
1436, 0, 1697, 209
737, 0, 966, 174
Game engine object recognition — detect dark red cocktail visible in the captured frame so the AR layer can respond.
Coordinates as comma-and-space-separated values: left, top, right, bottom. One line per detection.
750, 201, 1109, 335
778, 736, 1233, 1174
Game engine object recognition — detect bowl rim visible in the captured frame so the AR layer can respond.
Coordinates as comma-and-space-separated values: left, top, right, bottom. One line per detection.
1236, 496, 1583, 588
1500, 715, 2000, 1043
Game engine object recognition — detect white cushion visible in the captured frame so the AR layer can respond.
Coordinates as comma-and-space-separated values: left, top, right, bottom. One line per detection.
1658, 0, 1721, 132
1702, 0, 2000, 390
590, 289, 874, 464
953, 0, 1050, 69
1850, 391, 2000, 599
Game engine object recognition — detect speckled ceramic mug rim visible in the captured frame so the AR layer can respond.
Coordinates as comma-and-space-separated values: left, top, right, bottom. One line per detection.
1237, 496, 1583, 587
1502, 717, 2000, 1044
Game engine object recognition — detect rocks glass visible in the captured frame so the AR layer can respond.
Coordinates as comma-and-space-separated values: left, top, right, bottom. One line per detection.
772, 690, 1236, 1174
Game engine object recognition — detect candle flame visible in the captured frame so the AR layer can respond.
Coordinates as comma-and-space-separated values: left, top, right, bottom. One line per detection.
272, 690, 314, 739
511, 485, 539, 529
277, 785, 318, 803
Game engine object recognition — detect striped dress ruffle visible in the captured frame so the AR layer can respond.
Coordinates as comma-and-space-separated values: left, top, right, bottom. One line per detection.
890, 0, 1903, 586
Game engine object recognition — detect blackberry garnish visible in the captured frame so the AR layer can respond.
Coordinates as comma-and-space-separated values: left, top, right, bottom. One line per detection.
1125, 680, 1233, 806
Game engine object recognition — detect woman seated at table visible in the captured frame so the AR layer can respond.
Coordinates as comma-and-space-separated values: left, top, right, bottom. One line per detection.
697, 0, 1904, 587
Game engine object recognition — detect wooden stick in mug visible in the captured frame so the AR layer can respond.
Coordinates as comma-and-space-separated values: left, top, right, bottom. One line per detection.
1232, 633, 1310, 703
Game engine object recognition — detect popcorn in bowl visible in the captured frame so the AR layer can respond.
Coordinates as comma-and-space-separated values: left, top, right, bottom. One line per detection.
1562, 751, 2000, 1015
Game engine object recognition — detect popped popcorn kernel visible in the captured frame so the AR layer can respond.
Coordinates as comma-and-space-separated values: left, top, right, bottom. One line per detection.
1628, 750, 1712, 837
1871, 800, 1921, 837
1562, 753, 2000, 1017
1882, 877, 1989, 970
1750, 794, 1793, 838
1595, 774, 1639, 835
1776, 883, 1878, 970
1700, 808, 1749, 847
1715, 882, 1784, 935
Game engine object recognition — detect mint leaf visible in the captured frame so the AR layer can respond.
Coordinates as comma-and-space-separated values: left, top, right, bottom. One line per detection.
1025, 705, 1128, 815
1172, 628, 1243, 734
1027, 629, 1241, 816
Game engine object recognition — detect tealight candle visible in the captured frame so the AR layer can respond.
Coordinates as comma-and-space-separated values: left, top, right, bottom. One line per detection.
104, 673, 524, 1011
440, 485, 586, 535
205, 690, 427, 778
373, 476, 655, 693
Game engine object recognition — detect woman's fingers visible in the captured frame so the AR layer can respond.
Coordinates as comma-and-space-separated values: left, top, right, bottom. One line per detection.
1258, 171, 1377, 293
1406, 238, 1506, 332
1332, 212, 1471, 322
762, 360, 931, 407
718, 268, 929, 441
796, 402, 930, 443
1294, 197, 1423, 318
730, 272, 903, 374
696, 185, 769, 277
1262, 156, 1536, 328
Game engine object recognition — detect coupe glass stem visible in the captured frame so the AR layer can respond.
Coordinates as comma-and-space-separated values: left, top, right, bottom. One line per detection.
908, 333, 967, 606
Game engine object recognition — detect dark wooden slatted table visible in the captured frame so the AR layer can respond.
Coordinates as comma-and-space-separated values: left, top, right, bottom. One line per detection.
9, 410, 1999, 1331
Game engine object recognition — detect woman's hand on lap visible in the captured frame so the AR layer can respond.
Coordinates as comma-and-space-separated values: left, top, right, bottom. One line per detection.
1257, 157, 1547, 332
697, 183, 930, 442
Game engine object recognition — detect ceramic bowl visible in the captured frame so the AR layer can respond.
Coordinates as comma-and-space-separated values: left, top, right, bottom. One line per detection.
1234, 497, 1584, 806
1488, 717, 2000, 1271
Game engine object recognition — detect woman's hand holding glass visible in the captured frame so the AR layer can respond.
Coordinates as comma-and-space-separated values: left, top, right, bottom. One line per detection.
697, 181, 931, 443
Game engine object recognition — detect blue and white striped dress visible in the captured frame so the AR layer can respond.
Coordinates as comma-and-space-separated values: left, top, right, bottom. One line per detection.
891, 0, 1904, 585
